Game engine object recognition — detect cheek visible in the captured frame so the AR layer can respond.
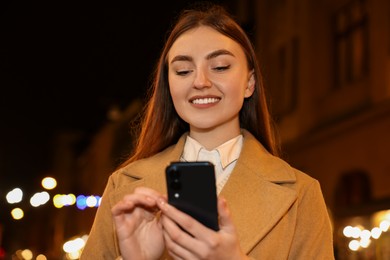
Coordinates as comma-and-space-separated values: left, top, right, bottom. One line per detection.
169, 79, 186, 106
225, 78, 248, 98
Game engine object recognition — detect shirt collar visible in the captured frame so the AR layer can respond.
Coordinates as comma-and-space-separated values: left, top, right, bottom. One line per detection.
181, 134, 243, 169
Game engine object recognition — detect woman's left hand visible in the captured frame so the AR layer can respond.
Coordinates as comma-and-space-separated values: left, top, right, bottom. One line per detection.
158, 196, 249, 260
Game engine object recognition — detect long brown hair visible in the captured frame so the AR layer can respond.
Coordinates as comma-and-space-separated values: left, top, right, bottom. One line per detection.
120, 3, 279, 167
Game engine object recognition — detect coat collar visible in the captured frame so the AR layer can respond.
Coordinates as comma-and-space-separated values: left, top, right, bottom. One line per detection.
220, 130, 297, 253
111, 134, 186, 202
114, 130, 297, 254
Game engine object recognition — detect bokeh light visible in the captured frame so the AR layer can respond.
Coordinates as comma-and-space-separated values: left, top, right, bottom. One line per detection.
30, 191, 50, 207
6, 188, 23, 204
41, 177, 57, 190
36, 254, 47, 260
11, 208, 24, 220
21, 249, 33, 260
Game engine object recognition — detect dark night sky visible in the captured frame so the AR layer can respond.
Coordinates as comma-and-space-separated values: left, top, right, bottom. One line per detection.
0, 1, 232, 190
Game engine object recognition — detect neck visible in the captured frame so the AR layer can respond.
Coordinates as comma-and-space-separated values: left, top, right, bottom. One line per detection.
189, 122, 241, 150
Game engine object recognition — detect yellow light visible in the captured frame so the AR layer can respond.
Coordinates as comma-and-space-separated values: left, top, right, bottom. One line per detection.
65, 194, 76, 205
36, 254, 47, 260
11, 208, 24, 220
42, 177, 57, 190
53, 194, 64, 208
66, 251, 81, 260
21, 249, 33, 260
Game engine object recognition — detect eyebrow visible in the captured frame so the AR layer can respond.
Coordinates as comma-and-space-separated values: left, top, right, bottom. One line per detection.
170, 49, 235, 64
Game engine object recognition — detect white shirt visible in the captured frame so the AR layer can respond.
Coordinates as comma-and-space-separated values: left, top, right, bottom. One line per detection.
180, 134, 243, 194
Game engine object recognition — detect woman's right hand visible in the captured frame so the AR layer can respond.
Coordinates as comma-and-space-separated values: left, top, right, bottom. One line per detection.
158, 196, 248, 260
111, 187, 165, 260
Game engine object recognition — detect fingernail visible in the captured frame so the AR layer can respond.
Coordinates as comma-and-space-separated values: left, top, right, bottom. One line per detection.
158, 198, 165, 205
158, 198, 166, 209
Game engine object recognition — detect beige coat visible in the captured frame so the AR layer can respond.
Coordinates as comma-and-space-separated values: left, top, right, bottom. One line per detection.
81, 130, 334, 259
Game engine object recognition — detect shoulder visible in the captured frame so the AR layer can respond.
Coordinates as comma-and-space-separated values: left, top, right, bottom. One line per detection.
241, 129, 319, 188
110, 133, 188, 184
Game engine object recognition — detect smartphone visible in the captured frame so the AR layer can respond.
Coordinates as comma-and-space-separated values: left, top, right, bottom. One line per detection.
165, 161, 219, 231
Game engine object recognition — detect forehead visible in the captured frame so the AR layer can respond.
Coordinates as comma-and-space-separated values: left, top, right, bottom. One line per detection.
167, 26, 245, 60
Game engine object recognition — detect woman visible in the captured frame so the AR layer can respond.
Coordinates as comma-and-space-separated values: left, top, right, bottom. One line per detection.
81, 3, 334, 259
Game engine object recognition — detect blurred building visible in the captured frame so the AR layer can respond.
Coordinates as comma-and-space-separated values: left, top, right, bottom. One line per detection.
30, 100, 143, 259
256, 0, 390, 258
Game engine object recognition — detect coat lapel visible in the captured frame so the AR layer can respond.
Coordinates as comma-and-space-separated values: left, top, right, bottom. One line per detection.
110, 135, 187, 205
220, 130, 297, 253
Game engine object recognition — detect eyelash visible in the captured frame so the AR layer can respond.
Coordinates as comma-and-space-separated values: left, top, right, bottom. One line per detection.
175, 65, 230, 76
176, 70, 191, 76
214, 65, 230, 71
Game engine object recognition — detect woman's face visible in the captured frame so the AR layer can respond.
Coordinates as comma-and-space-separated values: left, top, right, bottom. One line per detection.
167, 26, 255, 137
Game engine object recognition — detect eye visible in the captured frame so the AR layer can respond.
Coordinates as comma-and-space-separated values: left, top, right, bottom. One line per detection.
213, 65, 230, 71
176, 70, 192, 76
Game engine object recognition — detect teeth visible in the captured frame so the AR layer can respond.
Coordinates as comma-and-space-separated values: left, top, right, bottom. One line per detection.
192, 98, 220, 104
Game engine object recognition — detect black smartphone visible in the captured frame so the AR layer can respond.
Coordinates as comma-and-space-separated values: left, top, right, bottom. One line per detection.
165, 161, 219, 231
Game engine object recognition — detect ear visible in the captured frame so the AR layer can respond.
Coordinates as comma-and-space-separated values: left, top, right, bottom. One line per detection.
244, 70, 255, 98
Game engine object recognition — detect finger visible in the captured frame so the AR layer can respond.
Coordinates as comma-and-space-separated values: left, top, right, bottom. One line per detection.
160, 209, 212, 259
217, 197, 235, 233
160, 213, 194, 240
157, 197, 202, 231
158, 197, 216, 239
162, 215, 198, 260
122, 192, 157, 206
111, 199, 135, 217
112, 193, 156, 217
133, 186, 163, 200
164, 232, 192, 260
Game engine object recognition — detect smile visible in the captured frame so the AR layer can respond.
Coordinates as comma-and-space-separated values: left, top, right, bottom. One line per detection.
191, 98, 220, 104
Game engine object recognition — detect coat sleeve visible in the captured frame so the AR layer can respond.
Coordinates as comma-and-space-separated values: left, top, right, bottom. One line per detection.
289, 179, 335, 259
80, 174, 120, 260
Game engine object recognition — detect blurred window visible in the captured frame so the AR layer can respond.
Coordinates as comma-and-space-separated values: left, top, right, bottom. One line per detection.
333, 0, 369, 88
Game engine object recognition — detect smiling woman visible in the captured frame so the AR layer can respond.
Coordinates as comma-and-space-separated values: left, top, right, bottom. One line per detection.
80, 3, 334, 259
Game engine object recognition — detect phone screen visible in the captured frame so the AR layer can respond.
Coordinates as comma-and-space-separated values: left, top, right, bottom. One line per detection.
165, 161, 219, 231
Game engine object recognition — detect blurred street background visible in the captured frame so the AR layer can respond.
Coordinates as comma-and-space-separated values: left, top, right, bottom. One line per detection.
1, 0, 390, 259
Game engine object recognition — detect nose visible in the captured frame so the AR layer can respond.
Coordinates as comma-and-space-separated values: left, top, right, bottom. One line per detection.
193, 68, 211, 89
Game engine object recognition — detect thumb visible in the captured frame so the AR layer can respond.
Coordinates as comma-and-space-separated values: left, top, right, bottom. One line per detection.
218, 197, 235, 232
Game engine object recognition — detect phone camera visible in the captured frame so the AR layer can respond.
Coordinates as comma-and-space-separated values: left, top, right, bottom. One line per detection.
169, 168, 181, 190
